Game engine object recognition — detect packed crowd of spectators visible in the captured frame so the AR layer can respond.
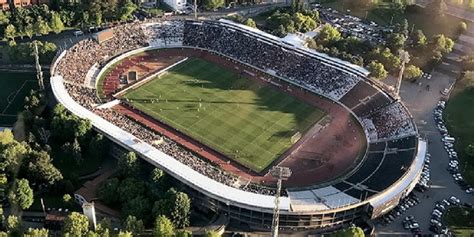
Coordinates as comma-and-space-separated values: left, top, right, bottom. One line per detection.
142, 21, 184, 47
56, 23, 148, 85
182, 20, 362, 100
363, 102, 416, 141
55, 21, 278, 196
55, 19, 416, 195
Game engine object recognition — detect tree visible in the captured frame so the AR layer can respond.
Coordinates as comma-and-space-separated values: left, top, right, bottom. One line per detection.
150, 168, 164, 183
122, 196, 151, 220
4, 24, 16, 41
64, 212, 89, 236
152, 188, 177, 217
265, 11, 295, 37
15, 179, 34, 210
154, 215, 175, 237
33, 17, 51, 36
244, 18, 256, 28
332, 226, 365, 237
117, 231, 133, 237
88, 133, 106, 161
63, 194, 72, 203
316, 23, 341, 46
465, 144, 474, 157
0, 129, 14, 145
6, 215, 21, 236
367, 61, 387, 80
430, 34, 454, 55
26, 150, 63, 185
171, 192, 191, 228
118, 152, 140, 176
403, 65, 423, 80
411, 30, 427, 48
118, 178, 145, 203
24, 23, 34, 39
387, 33, 407, 52
205, 230, 221, 237
98, 178, 120, 204
50, 11, 65, 34
24, 228, 49, 237
0, 10, 9, 25
125, 215, 144, 235
293, 12, 317, 33
204, 0, 224, 10
118, 0, 137, 21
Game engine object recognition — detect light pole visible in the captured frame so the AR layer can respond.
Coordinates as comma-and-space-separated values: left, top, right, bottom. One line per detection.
396, 49, 410, 97
270, 166, 292, 237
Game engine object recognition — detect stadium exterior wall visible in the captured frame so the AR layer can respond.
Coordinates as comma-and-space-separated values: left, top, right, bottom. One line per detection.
50, 44, 425, 231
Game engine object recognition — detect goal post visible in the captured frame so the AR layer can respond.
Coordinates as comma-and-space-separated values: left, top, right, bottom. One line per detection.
290, 132, 301, 144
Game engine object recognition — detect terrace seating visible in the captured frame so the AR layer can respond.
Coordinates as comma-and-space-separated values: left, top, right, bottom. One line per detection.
55, 20, 418, 197
346, 153, 384, 185
182, 21, 362, 100
362, 149, 416, 192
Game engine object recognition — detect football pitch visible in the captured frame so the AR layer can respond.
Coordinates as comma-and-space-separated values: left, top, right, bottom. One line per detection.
0, 72, 37, 126
123, 58, 325, 172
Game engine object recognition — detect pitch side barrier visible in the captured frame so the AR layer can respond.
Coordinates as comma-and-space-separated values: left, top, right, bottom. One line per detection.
52, 43, 421, 216
93, 45, 373, 206
95, 44, 397, 196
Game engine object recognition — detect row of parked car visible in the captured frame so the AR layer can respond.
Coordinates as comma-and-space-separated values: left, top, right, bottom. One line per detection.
397, 152, 433, 233
416, 153, 431, 192
402, 215, 421, 234
433, 100, 474, 194
380, 192, 421, 225
428, 196, 467, 234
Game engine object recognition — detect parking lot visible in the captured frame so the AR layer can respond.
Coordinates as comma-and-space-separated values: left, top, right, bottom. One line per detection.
376, 63, 474, 235
313, 4, 388, 45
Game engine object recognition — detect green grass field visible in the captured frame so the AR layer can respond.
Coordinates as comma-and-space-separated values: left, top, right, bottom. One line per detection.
0, 72, 37, 126
443, 207, 474, 237
445, 72, 474, 186
123, 58, 325, 172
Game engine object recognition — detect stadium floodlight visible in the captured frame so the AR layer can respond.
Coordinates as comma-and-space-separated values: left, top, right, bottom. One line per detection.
34, 41, 44, 91
270, 166, 291, 237
395, 49, 410, 97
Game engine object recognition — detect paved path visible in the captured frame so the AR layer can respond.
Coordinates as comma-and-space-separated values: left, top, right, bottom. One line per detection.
375, 19, 474, 237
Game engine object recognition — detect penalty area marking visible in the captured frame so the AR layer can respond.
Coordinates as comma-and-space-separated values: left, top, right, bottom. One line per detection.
2, 80, 35, 114
113, 57, 189, 98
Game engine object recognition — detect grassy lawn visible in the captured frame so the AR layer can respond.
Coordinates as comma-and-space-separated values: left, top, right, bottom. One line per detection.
318, 0, 464, 38
444, 207, 474, 236
0, 72, 37, 126
123, 58, 325, 172
52, 154, 104, 178
444, 72, 474, 186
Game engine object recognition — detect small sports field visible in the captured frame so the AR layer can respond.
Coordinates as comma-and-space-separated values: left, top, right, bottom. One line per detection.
123, 58, 325, 172
0, 72, 37, 126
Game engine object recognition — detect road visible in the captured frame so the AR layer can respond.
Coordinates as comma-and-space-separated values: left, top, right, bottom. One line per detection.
375, 13, 474, 237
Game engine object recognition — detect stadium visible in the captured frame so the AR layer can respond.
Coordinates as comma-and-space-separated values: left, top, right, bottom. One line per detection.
50, 19, 426, 232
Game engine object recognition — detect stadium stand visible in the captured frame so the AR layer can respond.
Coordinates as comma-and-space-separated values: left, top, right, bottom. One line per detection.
51, 19, 425, 231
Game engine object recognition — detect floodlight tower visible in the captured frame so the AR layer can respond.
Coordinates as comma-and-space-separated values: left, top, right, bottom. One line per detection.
34, 41, 44, 91
194, 0, 197, 20
270, 166, 292, 237
395, 49, 410, 97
